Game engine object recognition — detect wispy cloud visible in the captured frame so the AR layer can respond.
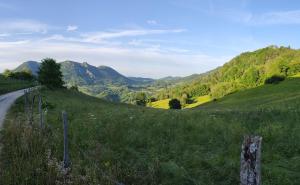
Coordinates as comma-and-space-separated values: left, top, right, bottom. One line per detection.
226, 9, 300, 25
67, 25, 78, 32
250, 10, 300, 25
0, 33, 10, 37
147, 20, 158, 25
0, 19, 49, 34
81, 29, 186, 43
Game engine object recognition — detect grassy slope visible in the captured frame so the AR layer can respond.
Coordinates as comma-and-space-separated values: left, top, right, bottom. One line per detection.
198, 78, 300, 111
148, 98, 170, 109
0, 75, 36, 95
1, 79, 300, 185
149, 95, 212, 109
184, 95, 212, 109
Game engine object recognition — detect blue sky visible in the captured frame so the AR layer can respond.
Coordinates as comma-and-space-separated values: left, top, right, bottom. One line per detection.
0, 0, 300, 78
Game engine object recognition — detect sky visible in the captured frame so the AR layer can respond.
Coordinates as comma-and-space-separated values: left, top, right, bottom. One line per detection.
1, 0, 300, 78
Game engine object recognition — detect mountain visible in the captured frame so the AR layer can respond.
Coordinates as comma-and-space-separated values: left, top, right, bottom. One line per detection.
60, 61, 132, 86
156, 46, 300, 100
128, 77, 155, 84
13, 61, 166, 102
14, 61, 40, 75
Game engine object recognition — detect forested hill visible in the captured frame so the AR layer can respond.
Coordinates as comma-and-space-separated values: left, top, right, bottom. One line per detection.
156, 46, 300, 100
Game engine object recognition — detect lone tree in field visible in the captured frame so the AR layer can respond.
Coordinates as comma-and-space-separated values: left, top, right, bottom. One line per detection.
169, 99, 182, 109
38, 58, 64, 88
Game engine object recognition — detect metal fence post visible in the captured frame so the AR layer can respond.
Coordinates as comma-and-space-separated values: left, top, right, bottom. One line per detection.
62, 111, 70, 168
240, 136, 262, 185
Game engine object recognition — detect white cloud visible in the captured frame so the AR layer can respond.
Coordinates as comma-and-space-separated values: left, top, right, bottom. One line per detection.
147, 20, 158, 25
67, 25, 78, 32
0, 39, 229, 78
0, 19, 49, 34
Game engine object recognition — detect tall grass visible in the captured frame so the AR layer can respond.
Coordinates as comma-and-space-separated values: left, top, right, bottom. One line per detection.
1, 81, 300, 184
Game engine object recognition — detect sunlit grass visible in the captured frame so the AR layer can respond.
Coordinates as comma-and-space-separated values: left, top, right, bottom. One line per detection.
184, 95, 212, 108
148, 98, 170, 109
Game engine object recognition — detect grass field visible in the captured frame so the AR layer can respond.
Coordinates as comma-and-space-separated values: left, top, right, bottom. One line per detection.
1, 78, 300, 185
184, 95, 212, 109
148, 98, 170, 109
149, 95, 212, 109
0, 75, 36, 95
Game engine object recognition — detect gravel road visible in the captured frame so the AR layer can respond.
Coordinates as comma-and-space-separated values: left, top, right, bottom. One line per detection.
0, 89, 25, 128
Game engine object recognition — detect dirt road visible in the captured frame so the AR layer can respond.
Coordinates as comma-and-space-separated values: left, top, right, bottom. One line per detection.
0, 89, 25, 128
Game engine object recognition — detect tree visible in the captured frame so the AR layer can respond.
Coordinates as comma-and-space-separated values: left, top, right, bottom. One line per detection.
169, 99, 181, 109
38, 58, 64, 88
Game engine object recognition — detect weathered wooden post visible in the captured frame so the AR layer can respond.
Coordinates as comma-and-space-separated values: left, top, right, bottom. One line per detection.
29, 95, 36, 124
38, 95, 44, 128
62, 111, 70, 168
24, 89, 28, 114
240, 136, 262, 185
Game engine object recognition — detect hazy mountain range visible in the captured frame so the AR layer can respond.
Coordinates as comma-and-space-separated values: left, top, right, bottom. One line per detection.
13, 45, 300, 103
13, 60, 198, 102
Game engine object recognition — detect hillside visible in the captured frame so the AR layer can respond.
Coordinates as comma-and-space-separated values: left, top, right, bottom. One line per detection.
1, 78, 300, 185
198, 77, 300, 110
156, 46, 300, 102
14, 61, 40, 76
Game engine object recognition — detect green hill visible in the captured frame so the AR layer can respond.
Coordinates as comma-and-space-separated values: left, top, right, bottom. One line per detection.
14, 61, 40, 76
1, 78, 300, 185
156, 46, 300, 102
198, 77, 300, 111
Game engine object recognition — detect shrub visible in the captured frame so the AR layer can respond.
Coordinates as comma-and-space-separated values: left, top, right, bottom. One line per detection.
265, 75, 285, 84
169, 99, 182, 109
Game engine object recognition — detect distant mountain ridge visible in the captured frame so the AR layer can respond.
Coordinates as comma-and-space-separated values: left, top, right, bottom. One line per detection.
14, 61, 40, 76
14, 60, 156, 86
60, 61, 133, 86
14, 60, 182, 102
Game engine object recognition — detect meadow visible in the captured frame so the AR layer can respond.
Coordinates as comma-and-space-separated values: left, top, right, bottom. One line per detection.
0, 78, 300, 185
0, 75, 36, 95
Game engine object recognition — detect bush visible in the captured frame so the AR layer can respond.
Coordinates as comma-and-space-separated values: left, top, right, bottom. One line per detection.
3, 70, 35, 81
265, 75, 285, 84
169, 99, 182, 109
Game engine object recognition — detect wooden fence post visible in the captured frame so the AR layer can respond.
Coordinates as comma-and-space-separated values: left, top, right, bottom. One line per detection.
240, 136, 262, 185
62, 111, 70, 168
24, 90, 28, 114
29, 95, 36, 124
39, 95, 44, 128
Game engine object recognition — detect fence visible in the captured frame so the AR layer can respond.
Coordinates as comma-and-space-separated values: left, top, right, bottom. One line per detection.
23, 88, 263, 185
23, 88, 125, 185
